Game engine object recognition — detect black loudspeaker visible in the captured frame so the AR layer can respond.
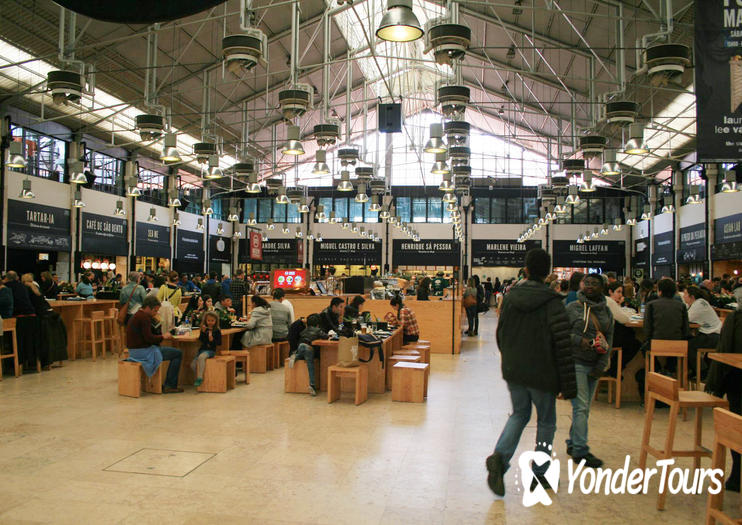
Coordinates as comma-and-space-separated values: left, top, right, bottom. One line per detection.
82, 169, 96, 189
179, 197, 191, 210
344, 275, 365, 294
378, 103, 402, 133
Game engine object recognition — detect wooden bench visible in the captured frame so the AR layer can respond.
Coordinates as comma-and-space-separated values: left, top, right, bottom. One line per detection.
392, 362, 430, 403
328, 364, 368, 405
197, 355, 236, 393
118, 359, 171, 398
285, 358, 319, 394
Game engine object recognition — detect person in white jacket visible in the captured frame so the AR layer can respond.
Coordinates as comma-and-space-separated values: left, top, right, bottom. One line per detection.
683, 285, 722, 380
605, 282, 641, 377
241, 295, 273, 348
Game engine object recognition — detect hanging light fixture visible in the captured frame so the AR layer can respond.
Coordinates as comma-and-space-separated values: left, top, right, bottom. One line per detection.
369, 195, 382, 212
443, 192, 457, 204
125, 174, 141, 197
228, 207, 240, 222
160, 133, 181, 164
625, 213, 637, 226
352, 223, 359, 233
245, 173, 261, 193
686, 185, 702, 204
282, 224, 290, 234
565, 185, 580, 205
640, 204, 652, 220
316, 233, 323, 242
197, 218, 205, 230
337, 170, 354, 191
342, 218, 351, 230
114, 199, 126, 216
623, 123, 649, 155
72, 189, 85, 208
297, 197, 310, 213
431, 153, 450, 175
600, 223, 609, 235
19, 178, 34, 199
613, 218, 623, 231
205, 155, 223, 179
307, 230, 315, 241
282, 125, 304, 156
312, 150, 330, 175
315, 204, 327, 221
267, 218, 275, 230
591, 227, 600, 240
439, 173, 455, 192
147, 207, 158, 221
379, 205, 391, 220
295, 226, 303, 238
203, 198, 214, 216
360, 227, 367, 237
355, 184, 369, 203
167, 188, 182, 207
600, 148, 620, 176
376, 0, 424, 43
275, 185, 290, 204
661, 196, 675, 214
233, 230, 242, 238
554, 196, 568, 215
424, 123, 447, 154
69, 160, 88, 184
247, 212, 257, 225
217, 222, 225, 235
6, 141, 26, 168
329, 211, 337, 223
722, 171, 740, 193
579, 171, 596, 192
577, 234, 584, 244
173, 212, 181, 226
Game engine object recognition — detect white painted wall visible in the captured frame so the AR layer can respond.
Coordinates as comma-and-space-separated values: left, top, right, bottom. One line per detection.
713, 190, 742, 220
653, 211, 674, 234
678, 202, 705, 228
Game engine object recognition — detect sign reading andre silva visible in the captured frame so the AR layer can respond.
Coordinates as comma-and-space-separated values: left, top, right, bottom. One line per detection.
471, 240, 541, 267
694, 1, 742, 161
135, 223, 170, 258
239, 238, 299, 264
393, 239, 460, 267
313, 239, 381, 265
678, 223, 707, 263
81, 212, 127, 255
552, 240, 625, 272
6, 199, 71, 251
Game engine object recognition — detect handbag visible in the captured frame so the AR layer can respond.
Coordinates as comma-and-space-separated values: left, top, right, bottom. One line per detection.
116, 286, 137, 326
463, 293, 477, 308
337, 336, 360, 367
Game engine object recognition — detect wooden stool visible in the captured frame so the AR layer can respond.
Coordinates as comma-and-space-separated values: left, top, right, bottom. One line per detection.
639, 372, 728, 510
706, 408, 742, 524
395, 349, 422, 358
274, 341, 290, 368
285, 358, 319, 393
74, 310, 106, 360
118, 359, 171, 397
198, 355, 236, 393
248, 344, 272, 373
595, 347, 623, 408
219, 350, 250, 384
392, 362, 430, 402
696, 348, 716, 390
646, 339, 689, 418
328, 364, 368, 405
1, 318, 20, 379
402, 343, 430, 364
387, 354, 423, 390
103, 308, 122, 357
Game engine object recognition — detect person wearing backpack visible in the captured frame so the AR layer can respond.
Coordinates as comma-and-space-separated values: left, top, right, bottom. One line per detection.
564, 273, 614, 469
486, 249, 576, 497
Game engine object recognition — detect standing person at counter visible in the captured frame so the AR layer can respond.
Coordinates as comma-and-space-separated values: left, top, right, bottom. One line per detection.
319, 297, 344, 333
0, 279, 13, 318
40, 271, 59, 299
119, 272, 148, 324
5, 271, 40, 372
388, 296, 420, 343
76, 272, 94, 298
22, 273, 66, 367
431, 271, 449, 297
417, 277, 431, 301
464, 278, 479, 337
230, 269, 248, 316
201, 272, 221, 302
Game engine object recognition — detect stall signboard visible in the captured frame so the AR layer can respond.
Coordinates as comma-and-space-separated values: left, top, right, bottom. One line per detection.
678, 223, 707, 263
249, 231, 262, 261
694, 1, 742, 161
633, 237, 650, 269
313, 239, 381, 265
715, 213, 742, 244
175, 229, 204, 264
392, 239, 460, 267
471, 239, 541, 267
6, 199, 71, 251
80, 212, 127, 255
240, 238, 298, 264
135, 223, 170, 258
652, 231, 675, 265
209, 235, 231, 264
552, 240, 626, 272
712, 240, 742, 260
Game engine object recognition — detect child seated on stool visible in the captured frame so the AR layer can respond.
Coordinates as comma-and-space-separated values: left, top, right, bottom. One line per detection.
192, 311, 221, 387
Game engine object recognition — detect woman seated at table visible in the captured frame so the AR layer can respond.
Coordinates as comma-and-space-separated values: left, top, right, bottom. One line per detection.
684, 285, 722, 380
386, 296, 420, 343
21, 273, 67, 367
241, 295, 273, 348
605, 282, 641, 377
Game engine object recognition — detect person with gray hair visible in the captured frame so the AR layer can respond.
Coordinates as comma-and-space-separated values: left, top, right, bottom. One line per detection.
119, 271, 148, 323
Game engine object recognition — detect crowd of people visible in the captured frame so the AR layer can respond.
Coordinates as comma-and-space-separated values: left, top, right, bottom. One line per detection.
486, 250, 742, 498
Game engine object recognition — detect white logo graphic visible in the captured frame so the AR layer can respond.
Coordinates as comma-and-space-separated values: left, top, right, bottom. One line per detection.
517, 444, 559, 507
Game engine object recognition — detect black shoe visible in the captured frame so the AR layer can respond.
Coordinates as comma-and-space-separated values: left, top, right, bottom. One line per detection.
567, 445, 573, 457
530, 474, 554, 492
726, 477, 740, 492
572, 453, 603, 469
485, 453, 506, 497
473, 331, 479, 336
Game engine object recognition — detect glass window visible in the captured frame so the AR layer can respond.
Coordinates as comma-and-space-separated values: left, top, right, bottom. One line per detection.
318, 197, 333, 222
491, 197, 507, 223
474, 197, 490, 224
258, 198, 272, 223
573, 200, 588, 223
443, 202, 453, 223
506, 198, 523, 223
137, 167, 167, 206
243, 198, 257, 222
9, 125, 66, 182
396, 197, 411, 223
586, 199, 603, 224
334, 198, 348, 221
523, 198, 539, 223
272, 199, 287, 222
349, 199, 364, 222
412, 198, 427, 223
286, 202, 300, 223
90, 151, 122, 195
364, 200, 379, 223
428, 198, 442, 223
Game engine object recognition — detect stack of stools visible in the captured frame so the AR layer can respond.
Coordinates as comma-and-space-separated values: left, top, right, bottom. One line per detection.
402, 341, 431, 364
118, 350, 171, 397
327, 364, 368, 405
219, 350, 250, 384
74, 310, 106, 360
197, 355, 236, 393
274, 340, 290, 368
285, 358, 319, 394
248, 344, 273, 373
392, 362, 430, 402
387, 354, 423, 390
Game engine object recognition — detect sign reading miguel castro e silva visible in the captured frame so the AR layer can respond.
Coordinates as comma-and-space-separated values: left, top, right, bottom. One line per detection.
471, 240, 542, 267
392, 239, 460, 266
552, 240, 625, 272
135, 222, 170, 258
313, 239, 381, 265
6, 199, 71, 250
81, 212, 127, 255
695, 1, 742, 161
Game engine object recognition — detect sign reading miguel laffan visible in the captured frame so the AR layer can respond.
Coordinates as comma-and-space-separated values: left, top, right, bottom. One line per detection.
313, 239, 381, 265
653, 231, 675, 265
392, 239, 460, 266
678, 223, 707, 263
6, 199, 71, 250
471, 239, 541, 267
135, 222, 170, 258
81, 212, 128, 255
552, 240, 625, 272
695, 1, 742, 161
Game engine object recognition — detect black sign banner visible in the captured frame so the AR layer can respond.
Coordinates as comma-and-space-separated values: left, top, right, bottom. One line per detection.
313, 239, 382, 266
678, 223, 707, 263
695, 1, 742, 161
80, 212, 127, 255
392, 239, 460, 267
712, 240, 742, 260
715, 213, 742, 244
209, 235, 231, 264
176, 229, 204, 263
239, 238, 298, 264
135, 222, 170, 258
633, 237, 650, 269
6, 199, 71, 251
471, 239, 541, 267
653, 231, 675, 265
552, 240, 625, 272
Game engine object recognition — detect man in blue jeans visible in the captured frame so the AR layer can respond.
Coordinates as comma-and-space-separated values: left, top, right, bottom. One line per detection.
288, 313, 327, 396
125, 295, 183, 393
486, 249, 576, 496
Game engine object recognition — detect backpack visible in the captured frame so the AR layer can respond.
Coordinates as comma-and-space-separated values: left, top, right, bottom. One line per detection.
288, 318, 306, 352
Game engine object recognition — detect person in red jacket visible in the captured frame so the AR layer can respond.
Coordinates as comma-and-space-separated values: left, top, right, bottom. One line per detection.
126, 295, 183, 393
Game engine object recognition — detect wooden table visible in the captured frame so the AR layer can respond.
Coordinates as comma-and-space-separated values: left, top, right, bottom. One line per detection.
708, 353, 742, 369
49, 299, 118, 359
624, 319, 700, 330
170, 327, 247, 385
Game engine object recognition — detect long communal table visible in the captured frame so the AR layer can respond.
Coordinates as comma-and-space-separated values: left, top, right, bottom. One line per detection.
169, 327, 247, 386
708, 353, 742, 369
48, 299, 119, 360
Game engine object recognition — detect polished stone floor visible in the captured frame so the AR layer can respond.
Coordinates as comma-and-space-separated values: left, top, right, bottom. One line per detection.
0, 312, 739, 524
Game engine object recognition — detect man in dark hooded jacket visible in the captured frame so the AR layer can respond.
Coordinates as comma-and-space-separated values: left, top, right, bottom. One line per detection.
486, 249, 576, 497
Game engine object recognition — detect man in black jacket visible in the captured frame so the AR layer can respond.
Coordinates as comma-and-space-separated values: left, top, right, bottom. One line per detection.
319, 297, 344, 333
486, 249, 576, 497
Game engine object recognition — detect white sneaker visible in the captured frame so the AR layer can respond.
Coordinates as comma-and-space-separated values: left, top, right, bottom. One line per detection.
309, 385, 317, 396
288, 354, 296, 368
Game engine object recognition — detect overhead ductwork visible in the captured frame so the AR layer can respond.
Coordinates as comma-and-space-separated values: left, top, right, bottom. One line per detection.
135, 114, 164, 141
47, 70, 83, 105
424, 20, 471, 66
579, 134, 607, 155
437, 85, 469, 118
314, 121, 341, 146
605, 100, 638, 125
278, 84, 313, 120
193, 142, 217, 164
222, 28, 268, 76
562, 158, 586, 175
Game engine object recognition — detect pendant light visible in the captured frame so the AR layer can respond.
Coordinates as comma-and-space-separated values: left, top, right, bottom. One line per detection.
686, 185, 702, 204
591, 227, 600, 240
640, 205, 651, 220
369, 195, 381, 212
19, 178, 34, 199
282, 125, 304, 156
433, 153, 451, 176
197, 218, 205, 230
307, 230, 315, 241
315, 204, 327, 222
160, 133, 181, 164
625, 213, 637, 226
554, 196, 568, 214
233, 230, 242, 239
297, 197, 310, 213
173, 212, 181, 226
275, 185, 290, 204
295, 226, 303, 238
126, 174, 141, 197
443, 192, 457, 204
424, 123, 447, 154
316, 233, 323, 242
217, 222, 225, 235
565, 185, 580, 205
114, 199, 126, 216
577, 234, 584, 244
206, 155, 223, 179
329, 211, 337, 223
579, 171, 596, 192
360, 227, 367, 237
439, 171, 454, 191
337, 170, 354, 191
69, 160, 88, 184
355, 184, 369, 203
267, 218, 275, 230
600, 223, 609, 235
247, 212, 257, 225
624, 123, 649, 155
352, 223, 359, 233
722, 171, 739, 193
376, 0, 424, 43
228, 207, 240, 222
660, 196, 675, 214
312, 150, 330, 175
167, 188, 181, 207
6, 141, 27, 168
203, 198, 214, 216
342, 218, 351, 230
147, 207, 158, 221
600, 148, 620, 176
379, 206, 390, 220
246, 173, 261, 193
282, 224, 290, 234
613, 218, 623, 231
72, 189, 85, 208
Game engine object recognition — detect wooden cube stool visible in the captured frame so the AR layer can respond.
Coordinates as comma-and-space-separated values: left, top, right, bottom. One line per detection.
386, 354, 423, 390
402, 344, 430, 364
328, 364, 368, 405
198, 355, 236, 393
285, 358, 319, 393
392, 362, 430, 402
248, 344, 273, 373
118, 359, 171, 397
219, 350, 250, 384
274, 341, 290, 368
265, 344, 275, 371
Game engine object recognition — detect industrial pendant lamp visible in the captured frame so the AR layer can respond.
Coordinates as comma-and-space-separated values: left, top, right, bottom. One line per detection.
228, 207, 240, 222
275, 185, 290, 204
624, 123, 649, 155
686, 185, 702, 204
197, 218, 205, 230
369, 195, 381, 212
206, 155, 223, 179
613, 218, 623, 231
307, 230, 314, 241
297, 197, 310, 213
167, 188, 181, 207
69, 161, 88, 184
722, 171, 740, 193
376, 0, 424, 43
579, 171, 596, 192
329, 211, 337, 223
6, 141, 27, 168
355, 184, 369, 203
640, 204, 652, 220
432, 153, 450, 176
282, 125, 304, 156
625, 213, 637, 226
342, 218, 351, 230
600, 148, 620, 176
172, 212, 181, 226
247, 212, 257, 225
439, 172, 455, 192
160, 133, 181, 164
315, 204, 327, 222
114, 199, 126, 216
565, 185, 580, 205
203, 198, 214, 216
424, 123, 447, 154
337, 170, 354, 191
660, 196, 675, 214
19, 178, 34, 199
217, 222, 225, 235
282, 224, 290, 234
312, 150, 330, 175
147, 207, 158, 221
72, 189, 86, 208
126, 175, 141, 197
295, 227, 303, 238
600, 223, 609, 235
246, 173, 261, 193
379, 206, 391, 220
554, 196, 568, 215
233, 230, 242, 239
267, 218, 275, 230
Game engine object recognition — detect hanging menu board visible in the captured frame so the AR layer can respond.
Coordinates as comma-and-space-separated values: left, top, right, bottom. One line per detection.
471, 240, 541, 267
240, 239, 299, 264
313, 239, 381, 265
392, 239, 460, 267
135, 223, 170, 258
678, 223, 707, 263
694, 1, 742, 161
652, 231, 675, 265
209, 235, 231, 264
175, 229, 204, 265
80, 212, 128, 255
6, 199, 71, 251
552, 240, 625, 272
633, 237, 650, 269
